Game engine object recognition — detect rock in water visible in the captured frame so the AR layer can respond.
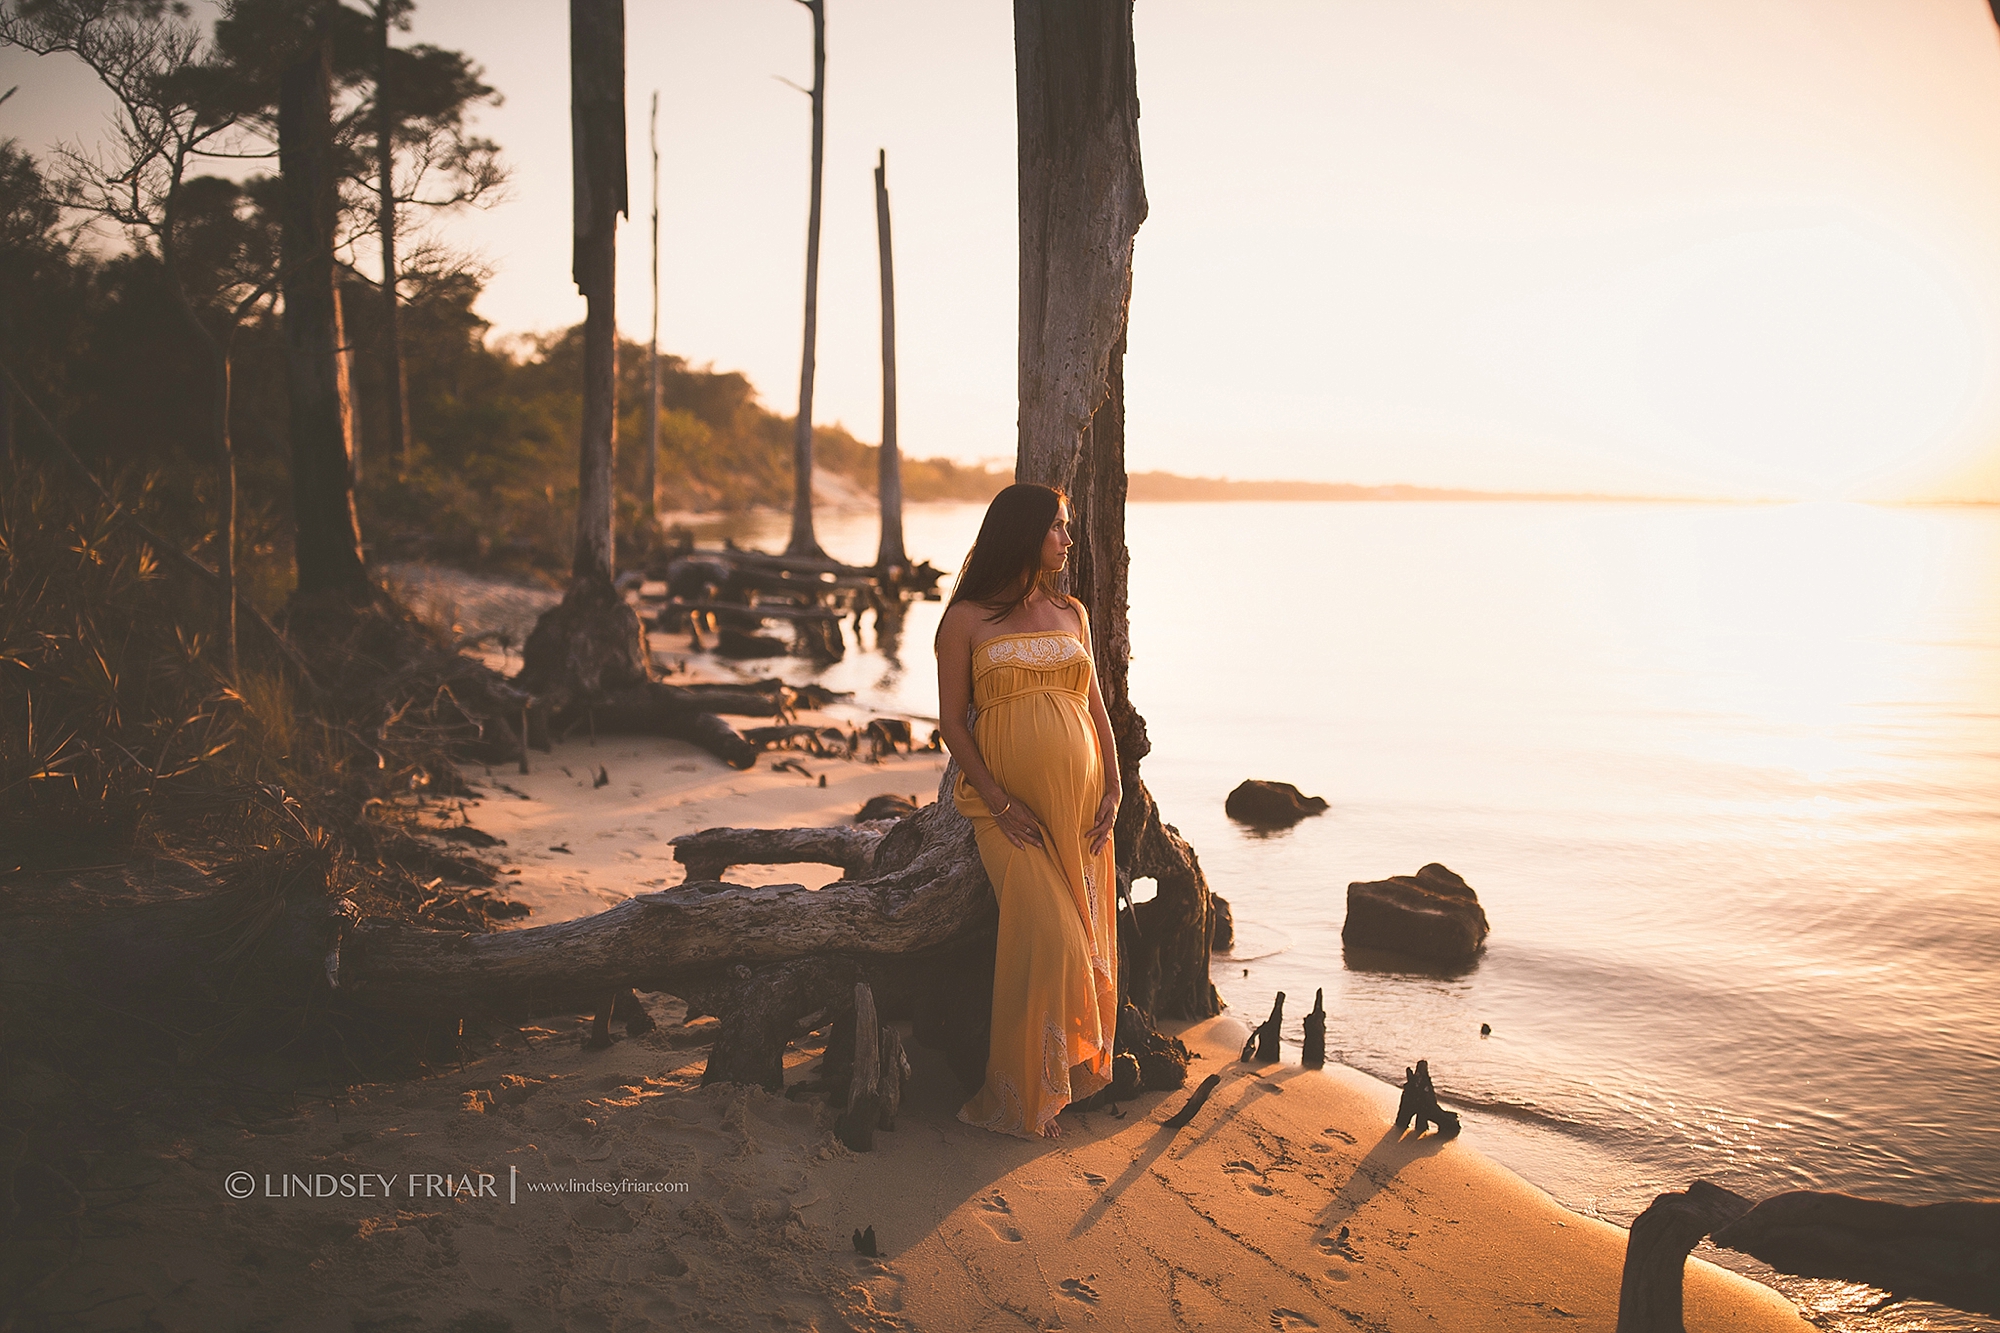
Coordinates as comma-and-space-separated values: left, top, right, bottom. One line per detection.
1224, 780, 1329, 827
1343, 863, 1489, 963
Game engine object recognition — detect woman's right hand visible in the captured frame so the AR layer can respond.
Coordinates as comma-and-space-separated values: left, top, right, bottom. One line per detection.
990, 792, 1045, 850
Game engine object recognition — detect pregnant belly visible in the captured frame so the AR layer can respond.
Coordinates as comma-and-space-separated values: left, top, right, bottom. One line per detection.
975, 693, 1100, 823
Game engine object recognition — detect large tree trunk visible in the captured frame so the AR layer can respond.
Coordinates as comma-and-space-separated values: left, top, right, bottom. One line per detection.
873, 148, 905, 570
1015, 0, 1216, 1020
518, 0, 648, 713
569, 0, 625, 587
785, 0, 827, 559
280, 22, 368, 602
375, 0, 413, 478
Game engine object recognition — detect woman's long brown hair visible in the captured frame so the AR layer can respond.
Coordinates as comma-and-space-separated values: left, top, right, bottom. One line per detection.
946, 483, 1069, 622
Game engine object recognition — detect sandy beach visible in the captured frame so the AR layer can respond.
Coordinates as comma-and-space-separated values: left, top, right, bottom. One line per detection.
25, 706, 1814, 1332
38, 1002, 1809, 1332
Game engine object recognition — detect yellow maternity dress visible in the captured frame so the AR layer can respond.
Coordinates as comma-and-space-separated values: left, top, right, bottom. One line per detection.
953, 628, 1120, 1139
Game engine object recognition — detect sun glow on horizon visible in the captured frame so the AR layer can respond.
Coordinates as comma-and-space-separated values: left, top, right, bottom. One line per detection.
1471, 217, 1989, 502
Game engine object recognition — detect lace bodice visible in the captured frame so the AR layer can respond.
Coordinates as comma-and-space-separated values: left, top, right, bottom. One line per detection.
980, 633, 1086, 669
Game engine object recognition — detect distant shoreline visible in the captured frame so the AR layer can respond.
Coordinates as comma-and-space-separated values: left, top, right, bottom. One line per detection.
1121, 474, 1997, 505
1124, 472, 1695, 503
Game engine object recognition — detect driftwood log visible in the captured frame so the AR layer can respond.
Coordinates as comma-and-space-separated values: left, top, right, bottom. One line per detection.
340, 786, 986, 1015
585, 682, 759, 768
1618, 1182, 2000, 1329
669, 824, 887, 883
335, 776, 1007, 1091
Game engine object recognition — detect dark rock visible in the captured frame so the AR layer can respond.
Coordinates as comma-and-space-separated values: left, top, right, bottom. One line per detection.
1224, 780, 1329, 827
1209, 893, 1235, 951
856, 794, 918, 823
1343, 863, 1489, 963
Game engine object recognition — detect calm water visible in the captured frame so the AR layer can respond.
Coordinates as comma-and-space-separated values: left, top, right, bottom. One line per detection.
697, 500, 2000, 1330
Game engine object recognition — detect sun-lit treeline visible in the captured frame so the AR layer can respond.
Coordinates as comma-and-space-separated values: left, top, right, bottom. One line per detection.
0, 140, 1002, 585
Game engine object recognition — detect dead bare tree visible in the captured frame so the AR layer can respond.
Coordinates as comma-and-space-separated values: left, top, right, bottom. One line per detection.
1015, 0, 1216, 1018
873, 147, 905, 571
783, 0, 827, 558
516, 0, 650, 714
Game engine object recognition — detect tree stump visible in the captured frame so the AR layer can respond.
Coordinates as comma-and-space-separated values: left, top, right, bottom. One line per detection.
836, 983, 880, 1151
1301, 988, 1326, 1069
1393, 1060, 1460, 1138
517, 575, 648, 718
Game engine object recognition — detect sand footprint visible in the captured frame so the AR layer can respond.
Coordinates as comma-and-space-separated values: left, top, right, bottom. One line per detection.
1270, 1310, 1320, 1331
1059, 1277, 1100, 1304
1224, 1159, 1276, 1196
977, 1191, 1023, 1243
1315, 1226, 1361, 1261
851, 1262, 906, 1315
1321, 1127, 1357, 1146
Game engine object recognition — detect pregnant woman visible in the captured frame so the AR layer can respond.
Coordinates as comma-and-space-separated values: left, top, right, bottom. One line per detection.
935, 483, 1122, 1139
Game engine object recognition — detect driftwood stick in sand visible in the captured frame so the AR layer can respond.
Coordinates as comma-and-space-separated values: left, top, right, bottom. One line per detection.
670, 825, 887, 884
877, 1024, 911, 1130
1164, 1074, 1222, 1130
1242, 992, 1285, 1063
837, 983, 881, 1151
1302, 988, 1326, 1069
1617, 1181, 1754, 1333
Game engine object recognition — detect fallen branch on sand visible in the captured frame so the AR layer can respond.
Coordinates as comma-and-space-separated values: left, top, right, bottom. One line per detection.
1164, 1074, 1222, 1130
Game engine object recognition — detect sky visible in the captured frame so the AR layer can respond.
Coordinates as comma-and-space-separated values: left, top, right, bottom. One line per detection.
7, 0, 2000, 501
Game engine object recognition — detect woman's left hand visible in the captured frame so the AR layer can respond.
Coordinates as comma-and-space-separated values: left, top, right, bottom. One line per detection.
1087, 786, 1120, 855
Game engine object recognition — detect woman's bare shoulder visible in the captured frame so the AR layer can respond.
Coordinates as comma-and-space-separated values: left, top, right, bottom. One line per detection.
935, 599, 986, 646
